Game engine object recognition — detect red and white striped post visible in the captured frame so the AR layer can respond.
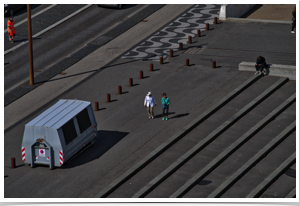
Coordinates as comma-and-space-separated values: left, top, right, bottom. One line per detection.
22, 147, 26, 162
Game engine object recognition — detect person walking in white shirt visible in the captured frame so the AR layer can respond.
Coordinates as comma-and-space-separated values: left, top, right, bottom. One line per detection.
144, 91, 157, 119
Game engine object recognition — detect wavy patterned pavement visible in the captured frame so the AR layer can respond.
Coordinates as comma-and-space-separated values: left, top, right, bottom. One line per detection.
122, 4, 221, 60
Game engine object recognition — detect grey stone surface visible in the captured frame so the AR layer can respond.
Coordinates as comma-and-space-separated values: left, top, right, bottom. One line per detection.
4, 8, 296, 198
245, 152, 296, 198
207, 121, 296, 198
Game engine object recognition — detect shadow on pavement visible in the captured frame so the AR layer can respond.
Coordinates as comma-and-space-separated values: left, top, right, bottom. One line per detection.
42, 59, 140, 84
62, 130, 129, 169
155, 113, 189, 119
240, 4, 263, 18
170, 113, 189, 119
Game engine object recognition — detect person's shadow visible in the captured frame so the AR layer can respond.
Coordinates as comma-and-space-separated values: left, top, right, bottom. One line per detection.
170, 113, 189, 119
155, 112, 175, 118
155, 112, 189, 119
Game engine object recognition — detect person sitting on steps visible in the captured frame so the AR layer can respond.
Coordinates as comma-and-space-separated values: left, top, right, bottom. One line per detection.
255, 56, 267, 75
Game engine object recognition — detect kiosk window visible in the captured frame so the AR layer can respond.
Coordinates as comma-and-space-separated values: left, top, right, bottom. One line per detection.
62, 119, 77, 145
76, 108, 91, 133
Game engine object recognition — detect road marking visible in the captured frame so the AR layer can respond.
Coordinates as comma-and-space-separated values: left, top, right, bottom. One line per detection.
4, 4, 93, 55
4, 4, 57, 33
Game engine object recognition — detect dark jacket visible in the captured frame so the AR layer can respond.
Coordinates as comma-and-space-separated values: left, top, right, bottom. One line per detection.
256, 57, 266, 65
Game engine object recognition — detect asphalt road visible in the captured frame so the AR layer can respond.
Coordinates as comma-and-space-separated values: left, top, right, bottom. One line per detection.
4, 4, 147, 93
4, 4, 46, 30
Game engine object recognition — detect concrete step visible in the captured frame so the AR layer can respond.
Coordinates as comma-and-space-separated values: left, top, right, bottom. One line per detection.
137, 78, 290, 198
101, 76, 292, 198
171, 98, 295, 198
239, 61, 296, 80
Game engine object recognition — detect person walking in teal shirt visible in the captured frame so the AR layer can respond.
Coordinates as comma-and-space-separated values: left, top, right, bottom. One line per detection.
161, 93, 170, 120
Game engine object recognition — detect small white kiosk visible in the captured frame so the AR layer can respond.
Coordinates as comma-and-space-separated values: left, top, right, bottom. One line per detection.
21, 99, 97, 169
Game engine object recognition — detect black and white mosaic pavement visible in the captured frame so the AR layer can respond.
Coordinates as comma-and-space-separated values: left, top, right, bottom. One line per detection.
122, 4, 221, 61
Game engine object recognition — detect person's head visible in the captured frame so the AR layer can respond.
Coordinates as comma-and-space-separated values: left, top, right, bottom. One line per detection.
9, 16, 13, 21
162, 93, 167, 98
147, 91, 151, 97
258, 56, 262, 60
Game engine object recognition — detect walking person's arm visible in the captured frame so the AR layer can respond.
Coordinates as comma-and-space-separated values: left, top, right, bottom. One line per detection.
153, 96, 157, 106
144, 96, 147, 107
161, 97, 165, 107
166, 98, 170, 106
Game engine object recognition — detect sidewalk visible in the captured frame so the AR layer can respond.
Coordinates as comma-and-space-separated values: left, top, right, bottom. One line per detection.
242, 4, 295, 21
4, 4, 193, 131
4, 5, 296, 198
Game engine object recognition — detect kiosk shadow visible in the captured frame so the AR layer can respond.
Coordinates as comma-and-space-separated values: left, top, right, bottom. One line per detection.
62, 130, 129, 168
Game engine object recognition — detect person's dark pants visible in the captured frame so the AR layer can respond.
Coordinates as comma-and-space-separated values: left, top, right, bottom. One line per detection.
292, 19, 296, 31
162, 106, 169, 117
255, 64, 265, 72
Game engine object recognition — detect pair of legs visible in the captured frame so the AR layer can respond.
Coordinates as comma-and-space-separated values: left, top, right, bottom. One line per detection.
291, 19, 296, 33
255, 64, 266, 74
8, 30, 15, 43
162, 107, 169, 120
147, 106, 154, 119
